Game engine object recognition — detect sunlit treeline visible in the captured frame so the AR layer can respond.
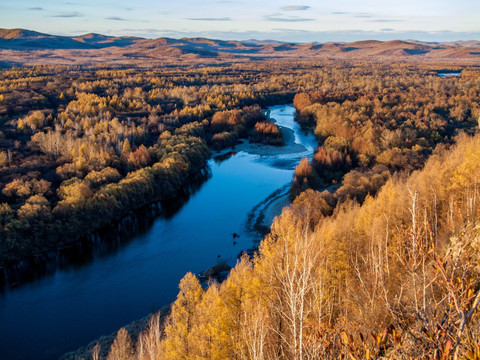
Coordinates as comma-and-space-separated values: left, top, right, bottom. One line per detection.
291, 65, 480, 200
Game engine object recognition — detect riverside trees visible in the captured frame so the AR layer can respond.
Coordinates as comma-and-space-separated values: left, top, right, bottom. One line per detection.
103, 130, 480, 360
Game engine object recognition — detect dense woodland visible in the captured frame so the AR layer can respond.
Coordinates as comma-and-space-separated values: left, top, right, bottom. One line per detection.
2, 59, 480, 358
0, 63, 292, 264
291, 65, 480, 201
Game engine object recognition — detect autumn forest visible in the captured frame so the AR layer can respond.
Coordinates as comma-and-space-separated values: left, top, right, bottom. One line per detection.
1, 34, 480, 360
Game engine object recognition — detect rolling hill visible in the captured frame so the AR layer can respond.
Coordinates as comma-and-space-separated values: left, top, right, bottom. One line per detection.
0, 28, 479, 65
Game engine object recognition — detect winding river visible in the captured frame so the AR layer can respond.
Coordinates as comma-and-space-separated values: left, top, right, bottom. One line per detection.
0, 104, 317, 360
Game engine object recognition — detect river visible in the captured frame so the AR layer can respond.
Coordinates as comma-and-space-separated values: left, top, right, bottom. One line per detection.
0, 104, 317, 360
437, 70, 462, 78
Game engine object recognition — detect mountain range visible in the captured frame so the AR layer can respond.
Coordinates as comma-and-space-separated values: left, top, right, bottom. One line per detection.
1, 28, 479, 66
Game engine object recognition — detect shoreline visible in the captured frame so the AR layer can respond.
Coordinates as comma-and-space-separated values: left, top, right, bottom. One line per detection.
214, 125, 307, 158
61, 306, 170, 360
260, 192, 291, 228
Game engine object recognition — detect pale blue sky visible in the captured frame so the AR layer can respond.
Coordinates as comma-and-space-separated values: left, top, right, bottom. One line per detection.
1, 0, 479, 42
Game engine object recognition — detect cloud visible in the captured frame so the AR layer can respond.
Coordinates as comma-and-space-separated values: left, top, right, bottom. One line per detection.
380, 28, 395, 32
52, 12, 84, 18
264, 15, 315, 22
280, 6, 311, 11
333, 12, 403, 23
121, 28, 161, 36
333, 11, 379, 19
368, 19, 404, 23
29, 7, 43, 11
353, 13, 373, 18
106, 16, 127, 21
187, 17, 232, 21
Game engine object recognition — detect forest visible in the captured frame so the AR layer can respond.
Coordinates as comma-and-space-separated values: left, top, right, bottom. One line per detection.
1, 58, 480, 359
0, 63, 290, 264
95, 130, 480, 360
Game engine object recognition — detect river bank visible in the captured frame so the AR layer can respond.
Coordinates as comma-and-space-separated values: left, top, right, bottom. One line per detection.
260, 192, 291, 228
61, 306, 170, 360
213, 126, 307, 160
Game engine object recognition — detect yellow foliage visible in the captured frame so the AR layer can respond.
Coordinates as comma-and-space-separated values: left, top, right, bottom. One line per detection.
107, 328, 134, 360
162, 272, 203, 360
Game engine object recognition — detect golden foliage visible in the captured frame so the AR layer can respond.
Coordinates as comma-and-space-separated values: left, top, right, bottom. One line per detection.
121, 133, 480, 360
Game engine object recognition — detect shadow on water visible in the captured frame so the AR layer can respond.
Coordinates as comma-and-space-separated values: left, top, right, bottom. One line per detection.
266, 158, 300, 170
0, 166, 212, 291
212, 151, 237, 164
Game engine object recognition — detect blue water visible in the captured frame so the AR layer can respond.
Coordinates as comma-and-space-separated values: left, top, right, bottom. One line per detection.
437, 70, 462, 78
0, 104, 316, 360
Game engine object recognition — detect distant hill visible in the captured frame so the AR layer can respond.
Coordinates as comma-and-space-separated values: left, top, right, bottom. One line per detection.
0, 28, 45, 39
72, 33, 143, 48
0, 28, 94, 49
0, 28, 479, 65
0, 29, 143, 49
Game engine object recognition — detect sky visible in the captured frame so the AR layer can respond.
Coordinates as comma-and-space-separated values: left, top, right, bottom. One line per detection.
1, 0, 480, 42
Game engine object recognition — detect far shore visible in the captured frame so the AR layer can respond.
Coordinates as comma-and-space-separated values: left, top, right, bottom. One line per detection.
215, 125, 308, 158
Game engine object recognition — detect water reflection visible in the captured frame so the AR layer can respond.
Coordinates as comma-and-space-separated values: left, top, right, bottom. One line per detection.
1, 167, 212, 290
213, 151, 236, 164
